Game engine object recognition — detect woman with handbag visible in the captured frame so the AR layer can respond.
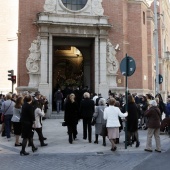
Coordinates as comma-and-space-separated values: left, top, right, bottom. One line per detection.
33, 100, 48, 147
104, 98, 128, 151
1, 93, 15, 140
11, 96, 23, 146
93, 98, 107, 146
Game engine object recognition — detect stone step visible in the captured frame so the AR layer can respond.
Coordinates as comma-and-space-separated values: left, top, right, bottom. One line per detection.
50, 111, 64, 119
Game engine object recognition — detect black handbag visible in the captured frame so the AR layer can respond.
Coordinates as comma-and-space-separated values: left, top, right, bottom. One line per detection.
100, 124, 107, 136
62, 121, 67, 126
91, 117, 96, 126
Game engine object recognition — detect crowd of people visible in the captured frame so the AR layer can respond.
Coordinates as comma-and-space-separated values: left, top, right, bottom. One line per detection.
1, 88, 170, 155
0, 92, 48, 156
61, 88, 170, 153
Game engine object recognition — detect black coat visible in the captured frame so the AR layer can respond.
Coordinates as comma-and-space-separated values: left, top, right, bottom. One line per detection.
80, 98, 94, 118
20, 102, 35, 138
127, 102, 138, 132
64, 101, 79, 125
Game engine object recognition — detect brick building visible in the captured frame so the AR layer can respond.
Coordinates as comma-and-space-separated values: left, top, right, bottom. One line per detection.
13, 0, 170, 115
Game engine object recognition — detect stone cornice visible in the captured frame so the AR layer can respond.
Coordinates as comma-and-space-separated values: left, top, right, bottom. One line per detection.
128, 0, 150, 8
34, 12, 112, 33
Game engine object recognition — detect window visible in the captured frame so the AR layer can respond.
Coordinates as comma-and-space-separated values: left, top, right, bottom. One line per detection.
143, 12, 145, 25
61, 0, 88, 11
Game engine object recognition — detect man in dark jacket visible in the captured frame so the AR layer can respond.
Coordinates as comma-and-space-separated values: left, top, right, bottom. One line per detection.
54, 89, 63, 113
80, 92, 94, 143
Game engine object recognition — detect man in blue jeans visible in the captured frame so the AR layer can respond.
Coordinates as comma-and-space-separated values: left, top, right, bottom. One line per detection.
1, 93, 15, 141
54, 89, 63, 113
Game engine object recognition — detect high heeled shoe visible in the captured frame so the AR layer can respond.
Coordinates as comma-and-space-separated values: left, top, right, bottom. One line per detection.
15, 143, 22, 147
94, 140, 98, 144
32, 147, 38, 152
20, 151, 29, 156
111, 146, 117, 151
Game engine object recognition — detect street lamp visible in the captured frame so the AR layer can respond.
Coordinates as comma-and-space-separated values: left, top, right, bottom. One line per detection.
154, 0, 159, 95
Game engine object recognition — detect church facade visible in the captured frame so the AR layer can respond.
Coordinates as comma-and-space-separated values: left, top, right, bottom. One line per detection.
16, 0, 170, 115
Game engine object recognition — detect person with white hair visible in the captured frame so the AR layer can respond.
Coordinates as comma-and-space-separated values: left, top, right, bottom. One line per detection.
93, 98, 107, 146
80, 92, 95, 143
144, 100, 162, 152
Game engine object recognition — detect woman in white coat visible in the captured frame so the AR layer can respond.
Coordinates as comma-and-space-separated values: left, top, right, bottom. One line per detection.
33, 101, 48, 147
104, 98, 128, 151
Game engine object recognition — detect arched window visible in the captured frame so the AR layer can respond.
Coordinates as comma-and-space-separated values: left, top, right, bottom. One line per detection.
61, 0, 88, 11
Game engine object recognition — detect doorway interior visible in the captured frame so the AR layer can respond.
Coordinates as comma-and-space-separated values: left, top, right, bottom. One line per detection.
52, 37, 94, 110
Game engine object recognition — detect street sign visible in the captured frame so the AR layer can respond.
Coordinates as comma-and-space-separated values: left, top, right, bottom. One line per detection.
120, 56, 136, 76
120, 54, 136, 150
159, 74, 163, 84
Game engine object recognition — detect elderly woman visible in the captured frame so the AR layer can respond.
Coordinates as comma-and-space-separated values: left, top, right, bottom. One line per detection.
104, 98, 128, 151
1, 93, 15, 140
93, 98, 107, 146
80, 92, 95, 143
144, 100, 161, 153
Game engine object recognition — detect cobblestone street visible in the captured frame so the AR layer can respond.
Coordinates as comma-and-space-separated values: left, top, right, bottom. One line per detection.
0, 119, 170, 170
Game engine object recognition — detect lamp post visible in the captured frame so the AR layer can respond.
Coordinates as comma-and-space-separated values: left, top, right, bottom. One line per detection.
154, 0, 159, 95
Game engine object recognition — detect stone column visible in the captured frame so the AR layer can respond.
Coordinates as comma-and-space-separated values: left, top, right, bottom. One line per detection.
94, 37, 99, 94
46, 34, 53, 118
39, 33, 49, 97
98, 37, 109, 99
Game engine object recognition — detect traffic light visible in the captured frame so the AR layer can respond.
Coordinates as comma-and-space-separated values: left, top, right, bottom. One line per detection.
12, 75, 16, 84
8, 70, 14, 81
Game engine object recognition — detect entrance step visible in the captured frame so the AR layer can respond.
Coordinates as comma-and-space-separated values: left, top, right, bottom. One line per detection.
50, 111, 64, 119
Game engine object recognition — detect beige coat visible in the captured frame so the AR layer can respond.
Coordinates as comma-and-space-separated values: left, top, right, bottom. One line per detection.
34, 108, 45, 128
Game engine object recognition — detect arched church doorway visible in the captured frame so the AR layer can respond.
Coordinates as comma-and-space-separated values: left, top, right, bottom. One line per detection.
52, 37, 94, 111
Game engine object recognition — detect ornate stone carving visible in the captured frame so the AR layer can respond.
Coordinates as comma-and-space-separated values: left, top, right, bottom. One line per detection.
106, 40, 119, 75
92, 0, 104, 16
44, 0, 56, 12
26, 36, 41, 73
146, 0, 154, 7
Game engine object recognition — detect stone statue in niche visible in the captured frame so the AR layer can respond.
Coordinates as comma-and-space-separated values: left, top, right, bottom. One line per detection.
26, 36, 41, 73
92, 0, 104, 16
44, 0, 56, 12
106, 40, 119, 75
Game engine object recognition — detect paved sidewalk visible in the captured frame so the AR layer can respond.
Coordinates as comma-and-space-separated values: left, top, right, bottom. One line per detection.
0, 119, 170, 155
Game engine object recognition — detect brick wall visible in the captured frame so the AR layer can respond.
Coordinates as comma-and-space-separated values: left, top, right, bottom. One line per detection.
103, 0, 128, 87
18, 0, 45, 86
